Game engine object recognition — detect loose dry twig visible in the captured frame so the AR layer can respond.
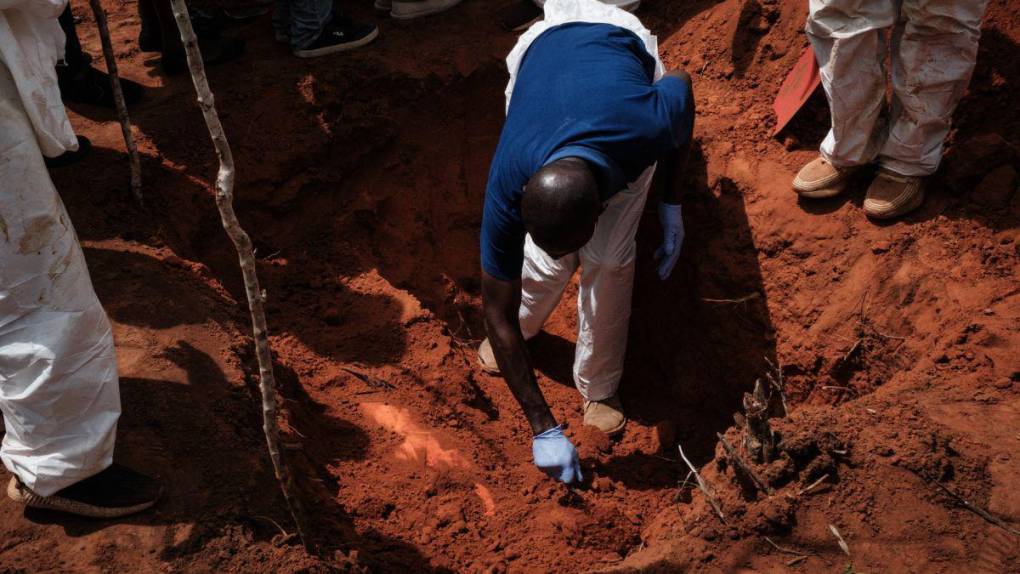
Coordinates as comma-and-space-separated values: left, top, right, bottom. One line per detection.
342, 366, 395, 390
933, 481, 1020, 536
170, 0, 309, 549
828, 524, 851, 556
253, 514, 291, 538
763, 536, 810, 557
701, 293, 761, 304
763, 356, 788, 417
717, 433, 773, 494
678, 442, 726, 523
786, 555, 808, 566
798, 473, 830, 496
88, 0, 142, 203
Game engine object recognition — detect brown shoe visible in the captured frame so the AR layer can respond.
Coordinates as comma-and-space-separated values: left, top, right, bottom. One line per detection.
583, 395, 627, 436
477, 338, 500, 375
8, 464, 161, 518
793, 156, 857, 198
864, 170, 925, 220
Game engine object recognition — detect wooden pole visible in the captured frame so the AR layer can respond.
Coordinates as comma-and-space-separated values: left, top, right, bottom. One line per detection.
168, 0, 310, 548
87, 0, 142, 204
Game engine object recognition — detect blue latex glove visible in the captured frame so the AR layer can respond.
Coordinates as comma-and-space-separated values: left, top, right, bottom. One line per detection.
654, 202, 685, 280
532, 425, 583, 485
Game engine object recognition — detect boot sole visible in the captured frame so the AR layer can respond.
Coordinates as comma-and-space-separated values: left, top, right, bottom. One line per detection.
585, 417, 627, 437
8, 477, 159, 519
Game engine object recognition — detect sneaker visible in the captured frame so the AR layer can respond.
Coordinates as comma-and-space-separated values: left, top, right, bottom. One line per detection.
477, 338, 501, 375
391, 0, 463, 20
863, 169, 925, 220
583, 395, 627, 436
45, 135, 91, 169
8, 463, 162, 518
792, 156, 858, 199
293, 19, 379, 58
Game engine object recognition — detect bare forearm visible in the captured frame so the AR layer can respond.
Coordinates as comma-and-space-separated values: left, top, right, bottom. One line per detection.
485, 315, 557, 435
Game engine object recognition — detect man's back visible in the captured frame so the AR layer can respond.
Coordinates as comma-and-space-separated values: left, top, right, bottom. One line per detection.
482, 22, 691, 281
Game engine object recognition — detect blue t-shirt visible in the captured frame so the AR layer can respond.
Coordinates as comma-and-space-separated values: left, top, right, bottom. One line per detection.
481, 22, 693, 281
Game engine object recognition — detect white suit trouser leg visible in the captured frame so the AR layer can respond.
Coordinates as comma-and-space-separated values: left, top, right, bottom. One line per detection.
519, 165, 654, 402
0, 61, 120, 497
807, 0, 988, 176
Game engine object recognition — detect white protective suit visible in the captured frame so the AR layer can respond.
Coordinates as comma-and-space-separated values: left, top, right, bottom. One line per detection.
506, 0, 662, 401
806, 0, 989, 177
0, 0, 121, 497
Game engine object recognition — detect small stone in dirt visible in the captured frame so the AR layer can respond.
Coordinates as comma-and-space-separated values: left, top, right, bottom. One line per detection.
591, 476, 613, 492
871, 241, 891, 254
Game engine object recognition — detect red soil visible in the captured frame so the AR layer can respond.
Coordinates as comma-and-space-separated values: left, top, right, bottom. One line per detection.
1, 0, 1018, 571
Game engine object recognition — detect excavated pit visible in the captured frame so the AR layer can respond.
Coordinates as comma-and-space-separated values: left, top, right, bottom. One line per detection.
1, 0, 1018, 571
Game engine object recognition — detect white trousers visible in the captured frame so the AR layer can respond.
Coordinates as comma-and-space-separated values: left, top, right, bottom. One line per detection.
0, 60, 120, 497
519, 166, 655, 401
806, 0, 989, 176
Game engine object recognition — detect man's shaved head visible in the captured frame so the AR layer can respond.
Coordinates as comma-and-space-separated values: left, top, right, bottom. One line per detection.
521, 157, 601, 259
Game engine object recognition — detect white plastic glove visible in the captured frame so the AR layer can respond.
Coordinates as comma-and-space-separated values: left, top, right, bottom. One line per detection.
654, 202, 684, 280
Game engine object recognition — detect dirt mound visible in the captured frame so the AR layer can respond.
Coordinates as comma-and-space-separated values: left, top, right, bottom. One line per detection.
1, 0, 1018, 571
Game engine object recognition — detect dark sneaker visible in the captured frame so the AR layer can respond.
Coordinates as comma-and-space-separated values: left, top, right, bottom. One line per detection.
8, 463, 162, 519
45, 135, 92, 169
57, 65, 145, 109
294, 19, 379, 58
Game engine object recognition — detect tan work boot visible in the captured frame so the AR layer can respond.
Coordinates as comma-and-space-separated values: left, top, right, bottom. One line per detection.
477, 338, 501, 375
793, 156, 857, 198
863, 169, 925, 220
583, 394, 627, 436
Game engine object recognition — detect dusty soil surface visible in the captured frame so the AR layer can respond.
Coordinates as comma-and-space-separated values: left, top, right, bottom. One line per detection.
1, 0, 1018, 571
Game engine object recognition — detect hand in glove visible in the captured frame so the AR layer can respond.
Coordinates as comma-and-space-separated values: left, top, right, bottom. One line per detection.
654, 202, 684, 280
532, 425, 584, 484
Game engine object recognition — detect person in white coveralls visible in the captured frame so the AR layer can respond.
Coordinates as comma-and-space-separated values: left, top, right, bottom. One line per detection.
792, 0, 990, 219
0, 0, 160, 517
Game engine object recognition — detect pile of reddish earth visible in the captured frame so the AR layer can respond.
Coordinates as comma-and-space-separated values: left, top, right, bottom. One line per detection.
1, 0, 1018, 571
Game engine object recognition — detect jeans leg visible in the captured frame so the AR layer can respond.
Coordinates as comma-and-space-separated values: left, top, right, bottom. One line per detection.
288, 0, 333, 50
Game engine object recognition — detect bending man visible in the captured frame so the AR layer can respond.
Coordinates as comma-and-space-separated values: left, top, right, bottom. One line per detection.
478, 0, 694, 484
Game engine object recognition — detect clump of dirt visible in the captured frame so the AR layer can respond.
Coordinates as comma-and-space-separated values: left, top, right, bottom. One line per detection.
1, 0, 1018, 571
